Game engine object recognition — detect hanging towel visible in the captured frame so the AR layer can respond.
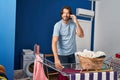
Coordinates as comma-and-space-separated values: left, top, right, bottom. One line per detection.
33, 54, 48, 80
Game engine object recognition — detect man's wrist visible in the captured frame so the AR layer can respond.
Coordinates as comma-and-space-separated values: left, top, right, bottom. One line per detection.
53, 53, 59, 59
75, 21, 79, 25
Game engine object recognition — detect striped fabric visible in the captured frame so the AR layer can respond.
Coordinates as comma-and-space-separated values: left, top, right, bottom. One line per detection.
70, 71, 117, 80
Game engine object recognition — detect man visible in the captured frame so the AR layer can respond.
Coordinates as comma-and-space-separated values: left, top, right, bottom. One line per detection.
52, 6, 84, 70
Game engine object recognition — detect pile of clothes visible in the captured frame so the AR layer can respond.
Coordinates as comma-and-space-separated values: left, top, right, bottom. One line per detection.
76, 49, 106, 58
0, 65, 8, 80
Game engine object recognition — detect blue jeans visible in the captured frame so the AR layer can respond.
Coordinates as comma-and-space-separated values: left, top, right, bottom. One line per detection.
58, 54, 75, 67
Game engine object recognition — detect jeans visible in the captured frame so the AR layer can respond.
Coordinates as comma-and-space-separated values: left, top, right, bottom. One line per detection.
58, 54, 75, 68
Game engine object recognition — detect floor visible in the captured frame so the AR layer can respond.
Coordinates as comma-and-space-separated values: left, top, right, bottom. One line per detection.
14, 69, 58, 80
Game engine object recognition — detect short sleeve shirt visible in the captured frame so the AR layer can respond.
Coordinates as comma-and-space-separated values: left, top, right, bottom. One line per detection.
53, 20, 76, 55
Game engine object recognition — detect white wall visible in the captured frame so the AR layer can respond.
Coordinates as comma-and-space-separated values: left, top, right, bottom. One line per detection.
94, 0, 120, 58
76, 19, 92, 51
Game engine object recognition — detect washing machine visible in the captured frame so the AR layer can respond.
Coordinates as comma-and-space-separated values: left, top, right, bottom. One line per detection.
23, 52, 35, 77
22, 49, 43, 77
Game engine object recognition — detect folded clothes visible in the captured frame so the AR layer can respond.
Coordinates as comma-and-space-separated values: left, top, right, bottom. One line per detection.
0, 65, 8, 80
0, 72, 8, 80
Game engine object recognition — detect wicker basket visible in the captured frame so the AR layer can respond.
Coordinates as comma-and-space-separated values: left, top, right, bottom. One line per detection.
77, 55, 104, 70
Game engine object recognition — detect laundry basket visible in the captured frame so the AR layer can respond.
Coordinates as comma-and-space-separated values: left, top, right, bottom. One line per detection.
77, 55, 105, 70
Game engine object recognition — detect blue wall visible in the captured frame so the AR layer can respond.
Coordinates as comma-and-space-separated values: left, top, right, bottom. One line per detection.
0, 0, 16, 80
15, 0, 92, 69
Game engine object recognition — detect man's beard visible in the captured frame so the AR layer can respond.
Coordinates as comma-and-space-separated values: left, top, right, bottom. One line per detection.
62, 17, 70, 21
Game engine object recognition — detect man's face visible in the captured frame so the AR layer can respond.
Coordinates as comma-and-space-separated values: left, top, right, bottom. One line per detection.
61, 9, 71, 21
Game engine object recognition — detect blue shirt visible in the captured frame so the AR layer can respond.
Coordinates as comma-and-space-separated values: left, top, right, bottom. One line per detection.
53, 19, 76, 55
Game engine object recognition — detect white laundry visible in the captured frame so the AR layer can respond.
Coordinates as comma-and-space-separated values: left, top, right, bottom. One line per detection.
76, 49, 106, 58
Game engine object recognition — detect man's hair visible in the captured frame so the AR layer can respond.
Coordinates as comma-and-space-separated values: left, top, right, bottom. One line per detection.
60, 6, 72, 16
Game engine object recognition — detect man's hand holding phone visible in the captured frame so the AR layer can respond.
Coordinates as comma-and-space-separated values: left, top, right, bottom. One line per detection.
70, 15, 78, 24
